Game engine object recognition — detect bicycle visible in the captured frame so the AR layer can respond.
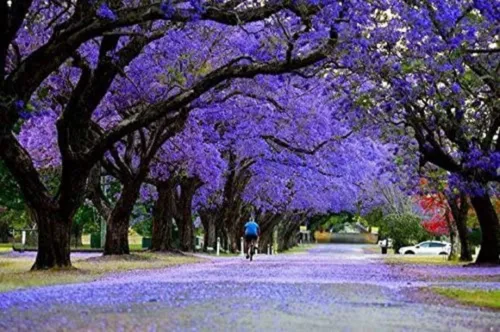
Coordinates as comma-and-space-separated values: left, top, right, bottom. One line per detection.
247, 239, 257, 261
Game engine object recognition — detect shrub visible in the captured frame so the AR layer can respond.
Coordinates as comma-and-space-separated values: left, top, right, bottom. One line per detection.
383, 213, 429, 253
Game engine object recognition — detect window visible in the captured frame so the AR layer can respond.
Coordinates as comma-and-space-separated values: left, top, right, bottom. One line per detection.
419, 242, 430, 248
430, 242, 445, 248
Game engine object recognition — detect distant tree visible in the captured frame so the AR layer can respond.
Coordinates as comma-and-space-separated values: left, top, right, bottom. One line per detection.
384, 213, 429, 253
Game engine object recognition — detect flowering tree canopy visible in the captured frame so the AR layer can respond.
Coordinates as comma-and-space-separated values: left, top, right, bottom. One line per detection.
1, 0, 499, 267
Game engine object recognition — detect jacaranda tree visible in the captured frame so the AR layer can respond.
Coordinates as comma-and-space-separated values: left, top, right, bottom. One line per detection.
1, 0, 344, 269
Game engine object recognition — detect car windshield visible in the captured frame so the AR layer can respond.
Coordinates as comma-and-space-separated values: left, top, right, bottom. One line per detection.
418, 242, 430, 248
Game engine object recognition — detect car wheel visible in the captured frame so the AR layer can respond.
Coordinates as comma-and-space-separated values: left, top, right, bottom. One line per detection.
405, 251, 415, 255
439, 252, 448, 255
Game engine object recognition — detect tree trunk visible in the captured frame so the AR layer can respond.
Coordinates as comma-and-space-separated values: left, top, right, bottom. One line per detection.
279, 221, 294, 251
200, 209, 217, 251
470, 193, 500, 264
104, 180, 142, 255
283, 216, 302, 250
229, 216, 242, 253
222, 200, 250, 253
72, 225, 83, 248
446, 214, 459, 260
31, 207, 72, 270
446, 191, 472, 261
87, 163, 112, 221
0, 133, 90, 269
151, 182, 176, 251
206, 218, 216, 251
256, 213, 281, 254
442, 199, 459, 261
457, 222, 472, 261
104, 210, 131, 255
0, 218, 10, 243
218, 153, 254, 253
179, 208, 193, 252
177, 178, 198, 252
456, 216, 472, 262
217, 224, 228, 251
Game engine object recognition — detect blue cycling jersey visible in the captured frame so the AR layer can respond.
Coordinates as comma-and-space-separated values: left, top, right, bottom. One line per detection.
244, 221, 259, 236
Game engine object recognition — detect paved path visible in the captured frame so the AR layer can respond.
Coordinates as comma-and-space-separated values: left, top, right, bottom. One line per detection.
1, 244, 499, 331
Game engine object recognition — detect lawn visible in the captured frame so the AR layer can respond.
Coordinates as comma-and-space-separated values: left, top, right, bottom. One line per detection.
201, 250, 240, 257
384, 255, 463, 266
10, 243, 145, 252
433, 288, 500, 309
0, 252, 202, 293
282, 244, 316, 254
0, 243, 12, 253
363, 246, 395, 255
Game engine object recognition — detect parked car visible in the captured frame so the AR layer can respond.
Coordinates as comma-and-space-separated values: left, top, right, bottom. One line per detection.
398, 241, 451, 255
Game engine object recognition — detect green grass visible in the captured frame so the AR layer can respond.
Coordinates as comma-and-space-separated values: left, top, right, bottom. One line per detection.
435, 275, 500, 282
433, 288, 500, 309
10, 243, 145, 252
0, 243, 12, 253
0, 252, 202, 293
201, 250, 239, 257
384, 255, 462, 266
281, 244, 316, 255
363, 246, 395, 255
72, 244, 144, 251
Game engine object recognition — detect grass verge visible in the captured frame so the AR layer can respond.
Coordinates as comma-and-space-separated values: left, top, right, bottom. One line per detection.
281, 244, 316, 254
11, 243, 145, 252
0, 252, 202, 293
385, 255, 462, 266
200, 251, 240, 257
0, 243, 12, 253
432, 288, 500, 309
363, 246, 395, 255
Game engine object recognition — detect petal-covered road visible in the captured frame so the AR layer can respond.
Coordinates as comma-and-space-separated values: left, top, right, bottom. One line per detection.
1, 244, 499, 331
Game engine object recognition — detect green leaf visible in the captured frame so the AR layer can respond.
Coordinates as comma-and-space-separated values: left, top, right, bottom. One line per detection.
37, 87, 49, 100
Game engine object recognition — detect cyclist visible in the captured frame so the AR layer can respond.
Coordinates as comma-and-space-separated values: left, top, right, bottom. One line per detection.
244, 218, 260, 259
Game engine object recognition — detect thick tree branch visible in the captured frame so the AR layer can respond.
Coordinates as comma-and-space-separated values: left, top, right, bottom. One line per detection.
482, 108, 500, 151
262, 129, 352, 155
262, 135, 330, 155
0, 132, 54, 211
88, 39, 334, 162
3, 0, 34, 51
87, 163, 112, 221
7, 1, 301, 101
466, 48, 500, 54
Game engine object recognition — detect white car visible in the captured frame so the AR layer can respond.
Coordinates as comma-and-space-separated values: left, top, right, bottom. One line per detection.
398, 241, 451, 255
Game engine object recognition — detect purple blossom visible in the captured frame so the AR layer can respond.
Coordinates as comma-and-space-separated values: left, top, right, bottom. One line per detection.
96, 3, 117, 21
455, 109, 464, 120
19, 111, 31, 120
391, 62, 401, 72
160, 0, 175, 18
189, 0, 205, 13
450, 82, 461, 94
6, 0, 500, 273
1, 246, 500, 330
14, 100, 24, 111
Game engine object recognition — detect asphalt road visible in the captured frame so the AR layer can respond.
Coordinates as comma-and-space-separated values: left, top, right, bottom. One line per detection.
1, 244, 499, 331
